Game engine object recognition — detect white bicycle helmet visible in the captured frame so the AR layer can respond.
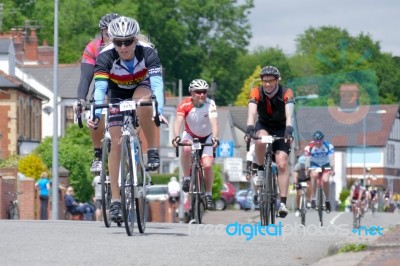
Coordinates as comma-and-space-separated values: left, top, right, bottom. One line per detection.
188, 79, 209, 92
108, 16, 140, 39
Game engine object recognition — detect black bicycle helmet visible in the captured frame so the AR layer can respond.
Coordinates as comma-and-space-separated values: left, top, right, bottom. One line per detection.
99, 13, 120, 29
260, 66, 280, 79
313, 130, 324, 140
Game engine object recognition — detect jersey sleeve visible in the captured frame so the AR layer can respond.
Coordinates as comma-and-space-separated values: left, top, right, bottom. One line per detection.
144, 46, 164, 114
208, 99, 218, 118
283, 88, 295, 104
249, 87, 260, 104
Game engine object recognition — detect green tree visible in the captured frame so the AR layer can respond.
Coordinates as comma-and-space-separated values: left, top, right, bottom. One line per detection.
35, 124, 93, 201
234, 65, 261, 106
212, 164, 223, 201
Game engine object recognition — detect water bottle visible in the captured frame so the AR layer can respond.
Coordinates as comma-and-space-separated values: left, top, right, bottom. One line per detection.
271, 162, 277, 176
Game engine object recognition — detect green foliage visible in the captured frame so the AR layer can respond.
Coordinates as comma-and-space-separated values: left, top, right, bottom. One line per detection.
18, 154, 48, 180
339, 188, 350, 211
0, 154, 21, 168
212, 164, 223, 201
338, 243, 367, 253
150, 173, 176, 185
35, 124, 93, 201
235, 66, 261, 106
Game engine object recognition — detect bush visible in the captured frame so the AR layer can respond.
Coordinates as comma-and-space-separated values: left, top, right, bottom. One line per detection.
18, 153, 48, 180
339, 188, 350, 211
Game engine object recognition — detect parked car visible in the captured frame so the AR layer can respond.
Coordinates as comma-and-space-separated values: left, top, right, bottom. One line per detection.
235, 189, 259, 210
146, 185, 169, 202
214, 182, 236, 211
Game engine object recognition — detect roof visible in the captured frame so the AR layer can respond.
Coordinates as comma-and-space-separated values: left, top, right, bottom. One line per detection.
296, 104, 399, 150
0, 70, 48, 100
0, 39, 12, 54
227, 106, 248, 132
18, 64, 82, 99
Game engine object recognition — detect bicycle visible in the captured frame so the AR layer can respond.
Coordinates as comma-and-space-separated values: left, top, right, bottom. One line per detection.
248, 135, 284, 226
309, 165, 332, 226
352, 199, 362, 228
91, 96, 159, 236
296, 179, 310, 226
175, 138, 215, 224
168, 194, 179, 223
6, 191, 20, 220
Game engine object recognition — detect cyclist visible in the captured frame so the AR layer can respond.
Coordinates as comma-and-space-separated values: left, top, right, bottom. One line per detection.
304, 130, 335, 213
167, 176, 180, 213
293, 155, 311, 217
88, 16, 168, 222
73, 13, 120, 173
350, 181, 367, 216
244, 65, 295, 218
171, 79, 219, 209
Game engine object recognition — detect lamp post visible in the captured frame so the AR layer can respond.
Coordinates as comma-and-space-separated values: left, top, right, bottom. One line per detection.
362, 109, 386, 185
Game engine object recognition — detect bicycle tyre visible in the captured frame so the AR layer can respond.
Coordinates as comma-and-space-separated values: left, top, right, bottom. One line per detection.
265, 157, 274, 225
317, 187, 324, 226
192, 164, 205, 224
270, 168, 277, 225
101, 136, 112, 227
120, 135, 135, 236
134, 137, 147, 233
300, 194, 306, 226
258, 186, 267, 226
9, 204, 19, 220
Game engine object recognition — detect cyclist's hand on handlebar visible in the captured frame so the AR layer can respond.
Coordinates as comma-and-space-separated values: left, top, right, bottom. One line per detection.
211, 137, 219, 148
87, 114, 100, 129
172, 136, 181, 147
154, 114, 169, 127
244, 125, 255, 142
284, 125, 294, 143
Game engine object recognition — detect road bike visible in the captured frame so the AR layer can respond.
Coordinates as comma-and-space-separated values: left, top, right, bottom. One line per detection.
352, 199, 362, 228
297, 180, 310, 226
91, 96, 159, 236
248, 135, 284, 226
309, 165, 332, 226
175, 138, 215, 224
6, 191, 20, 219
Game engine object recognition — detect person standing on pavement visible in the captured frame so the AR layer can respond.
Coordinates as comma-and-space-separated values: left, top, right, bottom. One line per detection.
35, 171, 51, 220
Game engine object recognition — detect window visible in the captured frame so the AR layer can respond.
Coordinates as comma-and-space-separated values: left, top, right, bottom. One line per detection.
387, 144, 395, 165
65, 106, 74, 128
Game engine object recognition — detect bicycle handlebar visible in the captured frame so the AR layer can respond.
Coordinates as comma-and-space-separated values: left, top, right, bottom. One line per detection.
246, 135, 287, 151
175, 138, 216, 158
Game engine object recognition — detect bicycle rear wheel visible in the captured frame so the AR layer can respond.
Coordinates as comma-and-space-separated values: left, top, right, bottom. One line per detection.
101, 136, 112, 227
317, 187, 324, 226
9, 204, 19, 219
134, 137, 147, 233
120, 135, 135, 236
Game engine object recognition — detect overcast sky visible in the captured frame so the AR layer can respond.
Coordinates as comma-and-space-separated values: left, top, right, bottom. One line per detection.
247, 0, 399, 56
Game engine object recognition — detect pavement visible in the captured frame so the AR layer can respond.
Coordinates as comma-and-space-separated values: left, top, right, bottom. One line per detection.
313, 224, 400, 266
202, 210, 400, 265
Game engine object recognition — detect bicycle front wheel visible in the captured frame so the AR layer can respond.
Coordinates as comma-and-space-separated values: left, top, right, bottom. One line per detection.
120, 135, 135, 236
134, 137, 147, 233
191, 164, 205, 224
9, 204, 19, 219
317, 187, 324, 226
101, 137, 112, 228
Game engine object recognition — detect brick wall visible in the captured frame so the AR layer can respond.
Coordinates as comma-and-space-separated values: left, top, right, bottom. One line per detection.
19, 178, 35, 219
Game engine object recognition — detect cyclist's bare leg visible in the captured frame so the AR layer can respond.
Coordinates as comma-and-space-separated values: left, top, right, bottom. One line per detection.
254, 129, 267, 166
322, 172, 330, 199
309, 171, 318, 199
202, 156, 214, 193
109, 126, 122, 201
275, 151, 289, 198
180, 143, 192, 176
133, 86, 157, 149
90, 114, 105, 149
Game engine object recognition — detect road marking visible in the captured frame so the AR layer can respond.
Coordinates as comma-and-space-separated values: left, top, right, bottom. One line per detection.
330, 212, 343, 225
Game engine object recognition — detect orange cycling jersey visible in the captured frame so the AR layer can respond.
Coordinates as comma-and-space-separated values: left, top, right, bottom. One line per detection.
249, 84, 294, 129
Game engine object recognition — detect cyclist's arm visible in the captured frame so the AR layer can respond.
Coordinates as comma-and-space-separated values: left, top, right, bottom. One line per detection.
246, 102, 257, 127
149, 75, 164, 114
77, 63, 95, 100
285, 102, 295, 127
173, 114, 184, 138
93, 80, 107, 118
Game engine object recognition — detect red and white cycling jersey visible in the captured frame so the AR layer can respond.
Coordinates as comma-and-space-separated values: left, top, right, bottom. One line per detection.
177, 97, 218, 138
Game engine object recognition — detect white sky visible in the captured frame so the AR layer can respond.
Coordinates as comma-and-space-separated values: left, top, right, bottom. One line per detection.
247, 0, 400, 56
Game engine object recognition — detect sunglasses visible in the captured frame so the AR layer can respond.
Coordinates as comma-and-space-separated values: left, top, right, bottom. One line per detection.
262, 78, 277, 84
113, 38, 135, 47
194, 90, 207, 95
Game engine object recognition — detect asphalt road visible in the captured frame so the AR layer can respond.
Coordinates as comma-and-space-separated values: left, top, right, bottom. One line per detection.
0, 210, 399, 266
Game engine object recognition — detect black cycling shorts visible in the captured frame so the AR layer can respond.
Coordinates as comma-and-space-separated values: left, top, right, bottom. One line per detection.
255, 122, 291, 155
108, 84, 151, 128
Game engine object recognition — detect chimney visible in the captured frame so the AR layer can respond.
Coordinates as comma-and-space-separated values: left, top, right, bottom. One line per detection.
24, 28, 38, 62
339, 84, 359, 112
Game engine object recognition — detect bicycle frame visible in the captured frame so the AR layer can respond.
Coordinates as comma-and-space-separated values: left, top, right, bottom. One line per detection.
6, 191, 20, 220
